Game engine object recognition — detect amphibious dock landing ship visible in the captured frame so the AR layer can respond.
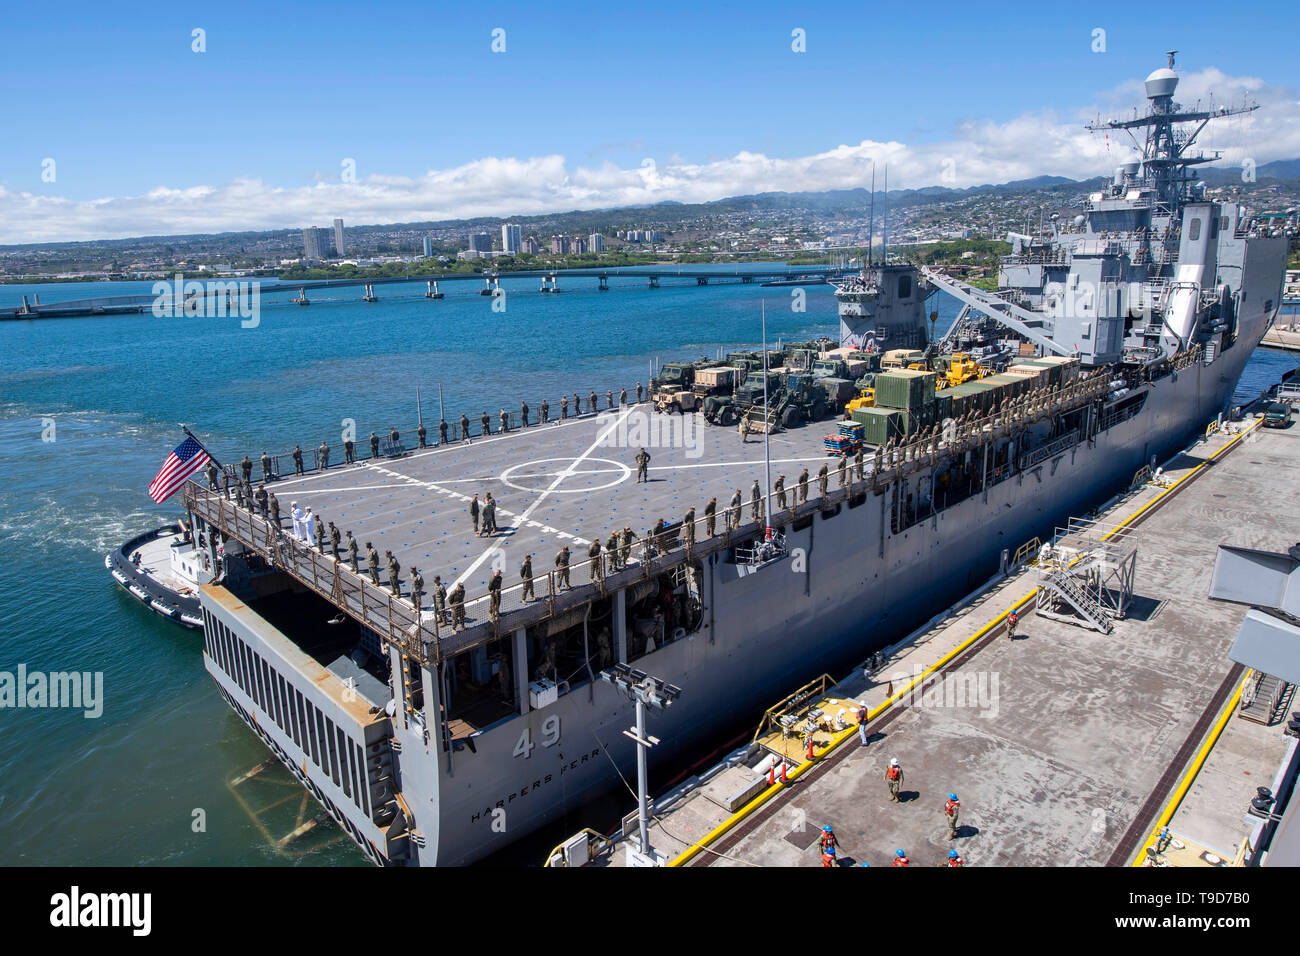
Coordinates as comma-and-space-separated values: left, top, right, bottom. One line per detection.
183, 55, 1287, 865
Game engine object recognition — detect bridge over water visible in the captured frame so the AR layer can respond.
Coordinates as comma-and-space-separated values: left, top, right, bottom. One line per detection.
3, 264, 855, 319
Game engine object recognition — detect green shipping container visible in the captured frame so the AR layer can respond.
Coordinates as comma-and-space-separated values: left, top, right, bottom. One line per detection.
1017, 359, 1062, 387
983, 374, 1027, 399
852, 407, 902, 445
897, 405, 936, 437
874, 369, 937, 410
947, 381, 993, 416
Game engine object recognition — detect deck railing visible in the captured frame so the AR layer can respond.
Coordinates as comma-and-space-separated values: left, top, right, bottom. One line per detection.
189, 369, 1116, 665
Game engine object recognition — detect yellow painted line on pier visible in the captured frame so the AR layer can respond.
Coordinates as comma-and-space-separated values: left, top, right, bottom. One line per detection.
667, 417, 1259, 868
1128, 672, 1252, 867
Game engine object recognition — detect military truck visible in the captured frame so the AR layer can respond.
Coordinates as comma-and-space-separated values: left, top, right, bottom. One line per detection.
653, 362, 739, 414
651, 362, 700, 413
702, 368, 781, 426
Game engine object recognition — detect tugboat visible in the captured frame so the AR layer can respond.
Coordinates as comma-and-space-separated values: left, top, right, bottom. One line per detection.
105, 520, 212, 629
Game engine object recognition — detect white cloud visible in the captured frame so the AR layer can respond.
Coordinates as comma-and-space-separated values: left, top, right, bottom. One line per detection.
3, 68, 1297, 245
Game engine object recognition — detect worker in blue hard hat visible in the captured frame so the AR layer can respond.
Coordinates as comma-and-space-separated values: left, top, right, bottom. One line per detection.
944, 792, 961, 840
948, 849, 964, 867
893, 848, 909, 867
821, 843, 837, 867
818, 825, 839, 854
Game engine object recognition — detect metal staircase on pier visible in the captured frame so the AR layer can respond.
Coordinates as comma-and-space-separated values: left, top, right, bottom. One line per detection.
1039, 568, 1114, 634
1239, 672, 1294, 726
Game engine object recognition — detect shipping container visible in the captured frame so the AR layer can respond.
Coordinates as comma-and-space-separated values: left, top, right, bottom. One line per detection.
852, 407, 903, 445
1031, 355, 1080, 384
1004, 364, 1051, 387
983, 374, 1027, 401
874, 369, 937, 410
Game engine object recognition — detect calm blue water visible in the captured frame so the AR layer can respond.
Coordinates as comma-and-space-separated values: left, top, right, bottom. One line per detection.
0, 271, 1293, 865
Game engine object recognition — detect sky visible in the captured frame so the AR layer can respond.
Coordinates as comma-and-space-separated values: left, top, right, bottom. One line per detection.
2, 0, 1297, 244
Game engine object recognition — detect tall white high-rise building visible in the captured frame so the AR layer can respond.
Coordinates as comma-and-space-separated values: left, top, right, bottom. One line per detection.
333, 218, 345, 257
502, 223, 522, 254
589, 233, 604, 253
423, 236, 433, 258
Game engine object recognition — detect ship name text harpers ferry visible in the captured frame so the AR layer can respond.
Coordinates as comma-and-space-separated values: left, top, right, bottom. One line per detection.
471, 747, 602, 824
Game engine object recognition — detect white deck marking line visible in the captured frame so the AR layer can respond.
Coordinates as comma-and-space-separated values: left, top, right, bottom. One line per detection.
364, 460, 587, 547
451, 404, 636, 589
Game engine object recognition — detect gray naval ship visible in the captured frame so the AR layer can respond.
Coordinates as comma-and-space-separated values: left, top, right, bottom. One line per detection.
181, 55, 1287, 865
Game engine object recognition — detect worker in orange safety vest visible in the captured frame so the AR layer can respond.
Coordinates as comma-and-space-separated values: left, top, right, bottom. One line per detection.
885, 757, 904, 802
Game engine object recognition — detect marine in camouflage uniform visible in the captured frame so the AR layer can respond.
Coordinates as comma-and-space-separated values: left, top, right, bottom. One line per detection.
433, 576, 448, 624
449, 583, 466, 629
519, 556, 534, 603
386, 551, 401, 597
367, 543, 380, 585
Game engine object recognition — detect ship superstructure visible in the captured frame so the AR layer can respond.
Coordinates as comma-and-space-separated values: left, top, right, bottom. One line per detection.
183, 56, 1288, 865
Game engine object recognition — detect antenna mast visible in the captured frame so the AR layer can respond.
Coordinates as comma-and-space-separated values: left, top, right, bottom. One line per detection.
867, 164, 875, 268
881, 165, 889, 264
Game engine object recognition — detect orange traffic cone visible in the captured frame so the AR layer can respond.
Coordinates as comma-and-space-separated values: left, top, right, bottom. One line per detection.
806, 736, 815, 760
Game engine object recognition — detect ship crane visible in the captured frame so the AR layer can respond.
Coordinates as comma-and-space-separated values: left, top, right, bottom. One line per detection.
919, 266, 1074, 357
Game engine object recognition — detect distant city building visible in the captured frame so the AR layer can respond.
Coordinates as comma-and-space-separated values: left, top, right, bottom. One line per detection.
550, 235, 570, 255
501, 223, 522, 254
302, 227, 332, 261
333, 219, 345, 257
423, 236, 433, 258
468, 232, 492, 253
571, 237, 588, 255
622, 228, 660, 243
589, 233, 604, 253
522, 237, 539, 255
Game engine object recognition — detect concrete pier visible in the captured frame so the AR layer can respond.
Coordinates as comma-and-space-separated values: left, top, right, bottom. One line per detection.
599, 415, 1300, 867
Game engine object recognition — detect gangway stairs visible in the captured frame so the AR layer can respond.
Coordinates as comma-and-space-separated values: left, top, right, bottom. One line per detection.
1238, 672, 1294, 726
1038, 568, 1114, 634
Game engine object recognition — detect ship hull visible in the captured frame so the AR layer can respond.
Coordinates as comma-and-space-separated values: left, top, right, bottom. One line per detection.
200, 239, 1284, 866
410, 279, 1279, 866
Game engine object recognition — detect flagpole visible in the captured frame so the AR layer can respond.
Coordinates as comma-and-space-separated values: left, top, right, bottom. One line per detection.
180, 424, 222, 470
417, 386, 424, 428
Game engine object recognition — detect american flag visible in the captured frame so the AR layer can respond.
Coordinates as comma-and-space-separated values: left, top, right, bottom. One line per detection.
149, 436, 211, 503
